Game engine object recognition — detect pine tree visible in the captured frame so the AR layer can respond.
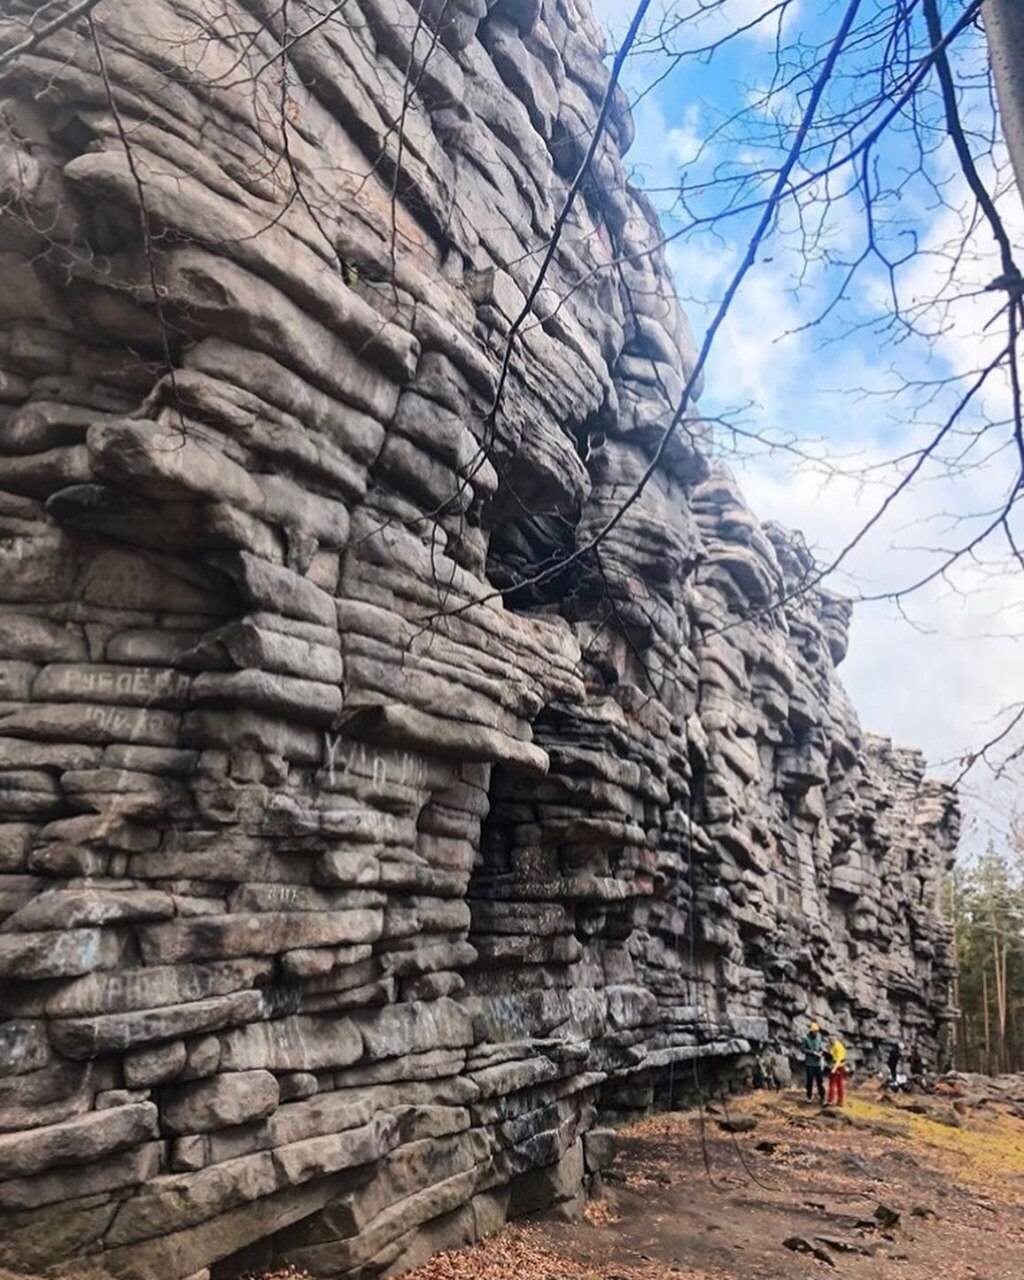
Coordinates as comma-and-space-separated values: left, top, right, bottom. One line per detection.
951, 834, 1024, 1073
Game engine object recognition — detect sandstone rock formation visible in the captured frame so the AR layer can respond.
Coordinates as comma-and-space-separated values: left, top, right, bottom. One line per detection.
0, 1, 958, 1277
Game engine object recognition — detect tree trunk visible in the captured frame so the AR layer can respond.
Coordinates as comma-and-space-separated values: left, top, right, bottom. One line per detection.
993, 933, 1005, 1072
951, 878, 962, 1064
1000, 937, 1009, 1071
984, 0, 1024, 206
983, 966, 992, 1072
1001, 940, 1007, 1072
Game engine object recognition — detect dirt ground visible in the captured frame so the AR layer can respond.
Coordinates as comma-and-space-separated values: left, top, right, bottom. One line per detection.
404, 1086, 1024, 1280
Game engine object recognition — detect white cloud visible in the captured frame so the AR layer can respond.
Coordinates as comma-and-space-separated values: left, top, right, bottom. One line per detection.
665, 239, 810, 420
736, 442, 1024, 855
890, 180, 1024, 425
592, 0, 802, 54
667, 102, 705, 167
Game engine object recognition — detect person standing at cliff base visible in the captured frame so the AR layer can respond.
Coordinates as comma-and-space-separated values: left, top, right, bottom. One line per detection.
801, 1022, 827, 1103
827, 1034, 848, 1105
887, 1041, 902, 1089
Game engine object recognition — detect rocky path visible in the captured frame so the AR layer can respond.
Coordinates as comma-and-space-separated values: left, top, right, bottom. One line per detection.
399, 1085, 1024, 1280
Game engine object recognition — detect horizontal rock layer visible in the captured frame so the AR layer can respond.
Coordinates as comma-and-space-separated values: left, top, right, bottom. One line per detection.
0, 1, 956, 1278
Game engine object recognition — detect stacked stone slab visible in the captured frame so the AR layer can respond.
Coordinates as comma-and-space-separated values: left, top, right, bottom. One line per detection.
0, 1, 957, 1277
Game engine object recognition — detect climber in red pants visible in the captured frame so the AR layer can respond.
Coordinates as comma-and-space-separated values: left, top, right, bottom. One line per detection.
826, 1034, 848, 1105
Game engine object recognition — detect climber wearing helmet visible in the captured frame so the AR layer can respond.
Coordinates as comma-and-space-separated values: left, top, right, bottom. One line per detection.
801, 1021, 827, 1104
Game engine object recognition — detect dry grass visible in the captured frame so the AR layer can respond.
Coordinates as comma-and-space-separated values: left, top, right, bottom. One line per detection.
841, 1095, 1024, 1188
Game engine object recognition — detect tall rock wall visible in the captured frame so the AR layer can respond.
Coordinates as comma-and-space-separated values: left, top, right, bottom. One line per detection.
0, 2, 957, 1277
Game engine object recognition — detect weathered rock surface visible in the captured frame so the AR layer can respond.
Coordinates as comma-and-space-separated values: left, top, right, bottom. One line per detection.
0, 1, 957, 1277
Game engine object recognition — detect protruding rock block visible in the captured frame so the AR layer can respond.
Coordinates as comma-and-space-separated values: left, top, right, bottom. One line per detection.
0, 1103, 158, 1180
162, 1072, 280, 1136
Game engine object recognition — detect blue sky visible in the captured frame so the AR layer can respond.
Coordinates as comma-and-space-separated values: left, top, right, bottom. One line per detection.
590, 0, 1024, 853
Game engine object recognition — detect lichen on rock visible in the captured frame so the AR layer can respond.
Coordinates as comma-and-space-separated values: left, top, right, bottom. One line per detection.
0, 1, 957, 1276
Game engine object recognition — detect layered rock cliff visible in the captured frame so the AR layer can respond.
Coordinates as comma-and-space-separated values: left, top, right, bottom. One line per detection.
0, 2, 958, 1277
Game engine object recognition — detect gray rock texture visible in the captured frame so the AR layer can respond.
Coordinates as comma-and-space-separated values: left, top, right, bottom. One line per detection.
0, 1, 957, 1277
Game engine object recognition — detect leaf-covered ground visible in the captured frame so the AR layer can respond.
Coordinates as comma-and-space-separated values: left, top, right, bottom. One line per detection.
397, 1082, 1024, 1280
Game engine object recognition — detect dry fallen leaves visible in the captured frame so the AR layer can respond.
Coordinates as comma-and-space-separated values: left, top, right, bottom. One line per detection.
582, 1197, 621, 1226
399, 1226, 724, 1280
253, 1088, 1024, 1280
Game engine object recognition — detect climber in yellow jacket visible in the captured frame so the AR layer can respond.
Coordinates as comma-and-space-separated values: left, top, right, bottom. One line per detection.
826, 1034, 848, 1106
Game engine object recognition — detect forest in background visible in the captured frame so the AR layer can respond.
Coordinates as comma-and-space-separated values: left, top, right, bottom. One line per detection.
951, 831, 1024, 1072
